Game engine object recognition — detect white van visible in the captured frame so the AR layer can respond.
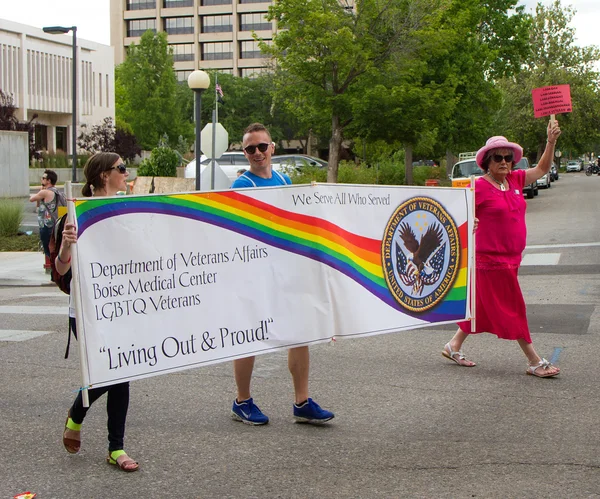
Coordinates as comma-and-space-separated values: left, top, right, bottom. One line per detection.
450, 153, 483, 188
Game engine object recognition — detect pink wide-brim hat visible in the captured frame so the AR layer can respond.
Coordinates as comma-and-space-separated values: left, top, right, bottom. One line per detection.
475, 136, 523, 168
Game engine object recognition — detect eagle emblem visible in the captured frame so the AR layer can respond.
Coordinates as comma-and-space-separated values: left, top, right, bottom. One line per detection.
395, 222, 446, 296
381, 196, 460, 313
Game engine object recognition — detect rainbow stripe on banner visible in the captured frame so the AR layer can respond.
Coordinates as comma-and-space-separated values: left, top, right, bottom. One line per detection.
75, 191, 468, 322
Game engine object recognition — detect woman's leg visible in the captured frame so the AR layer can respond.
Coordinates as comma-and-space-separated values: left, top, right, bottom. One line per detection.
63, 386, 110, 453
69, 385, 111, 424
106, 382, 130, 452
443, 328, 476, 366
517, 339, 560, 375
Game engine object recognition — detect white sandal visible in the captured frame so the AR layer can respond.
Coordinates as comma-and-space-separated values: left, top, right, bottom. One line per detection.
526, 358, 559, 378
442, 342, 476, 367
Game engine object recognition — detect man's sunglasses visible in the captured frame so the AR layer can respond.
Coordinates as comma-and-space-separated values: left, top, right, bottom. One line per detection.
243, 143, 270, 154
41, 176, 48, 180
491, 154, 513, 163
111, 163, 128, 174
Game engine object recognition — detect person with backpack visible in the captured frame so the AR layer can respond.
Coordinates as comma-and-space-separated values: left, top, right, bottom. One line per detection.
30, 169, 66, 272
50, 152, 139, 472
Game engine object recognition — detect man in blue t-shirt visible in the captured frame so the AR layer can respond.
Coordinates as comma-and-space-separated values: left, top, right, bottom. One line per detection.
230, 123, 334, 426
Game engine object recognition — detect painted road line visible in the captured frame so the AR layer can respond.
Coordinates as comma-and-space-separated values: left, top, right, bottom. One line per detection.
0, 330, 55, 341
549, 347, 563, 365
526, 242, 600, 249
521, 253, 561, 266
21, 292, 67, 298
0, 306, 65, 315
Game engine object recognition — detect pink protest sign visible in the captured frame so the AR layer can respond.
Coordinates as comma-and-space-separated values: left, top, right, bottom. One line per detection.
531, 85, 572, 118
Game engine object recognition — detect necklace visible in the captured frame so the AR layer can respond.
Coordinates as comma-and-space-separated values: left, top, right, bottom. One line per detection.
487, 172, 507, 191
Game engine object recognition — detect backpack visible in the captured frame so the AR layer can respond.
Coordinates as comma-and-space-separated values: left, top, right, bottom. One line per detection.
39, 187, 67, 229
49, 214, 72, 295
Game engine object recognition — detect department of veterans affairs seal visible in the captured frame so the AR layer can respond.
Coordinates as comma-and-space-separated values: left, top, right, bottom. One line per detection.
381, 197, 460, 312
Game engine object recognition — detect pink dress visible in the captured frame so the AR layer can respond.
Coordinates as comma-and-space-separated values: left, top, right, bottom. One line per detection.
458, 169, 532, 343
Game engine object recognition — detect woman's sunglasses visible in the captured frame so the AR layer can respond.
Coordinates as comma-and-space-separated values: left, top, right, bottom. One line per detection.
491, 154, 513, 163
243, 143, 270, 154
111, 163, 128, 174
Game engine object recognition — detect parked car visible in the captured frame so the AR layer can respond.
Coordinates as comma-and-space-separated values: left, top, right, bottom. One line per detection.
185, 152, 249, 184
271, 154, 328, 172
532, 164, 551, 189
566, 160, 582, 172
513, 158, 538, 198
450, 157, 483, 187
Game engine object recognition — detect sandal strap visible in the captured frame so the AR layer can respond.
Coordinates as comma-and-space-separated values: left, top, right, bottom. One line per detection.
528, 358, 552, 372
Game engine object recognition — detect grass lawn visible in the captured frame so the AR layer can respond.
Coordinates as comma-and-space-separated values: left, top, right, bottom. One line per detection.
0, 234, 41, 252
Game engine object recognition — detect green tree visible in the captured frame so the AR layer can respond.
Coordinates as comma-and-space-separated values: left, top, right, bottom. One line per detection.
496, 0, 600, 159
263, 0, 442, 182
115, 31, 192, 150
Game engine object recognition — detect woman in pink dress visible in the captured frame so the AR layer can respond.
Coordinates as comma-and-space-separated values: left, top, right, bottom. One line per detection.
442, 120, 561, 377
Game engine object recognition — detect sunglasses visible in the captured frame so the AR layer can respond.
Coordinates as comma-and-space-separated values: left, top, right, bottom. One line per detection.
41, 176, 48, 180
111, 163, 128, 174
243, 143, 270, 154
491, 154, 513, 163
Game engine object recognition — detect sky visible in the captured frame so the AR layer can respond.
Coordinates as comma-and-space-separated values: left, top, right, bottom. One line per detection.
1, 0, 598, 49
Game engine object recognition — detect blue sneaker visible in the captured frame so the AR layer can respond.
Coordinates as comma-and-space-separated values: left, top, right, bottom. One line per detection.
293, 398, 334, 424
231, 398, 269, 425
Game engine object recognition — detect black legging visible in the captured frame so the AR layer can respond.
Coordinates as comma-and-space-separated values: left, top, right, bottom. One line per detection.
68, 318, 130, 452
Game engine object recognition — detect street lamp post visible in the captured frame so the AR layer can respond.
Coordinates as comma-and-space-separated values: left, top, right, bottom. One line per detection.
187, 70, 210, 191
43, 25, 78, 183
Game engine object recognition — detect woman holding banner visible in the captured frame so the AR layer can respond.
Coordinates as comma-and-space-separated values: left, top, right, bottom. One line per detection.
52, 152, 139, 472
442, 120, 562, 378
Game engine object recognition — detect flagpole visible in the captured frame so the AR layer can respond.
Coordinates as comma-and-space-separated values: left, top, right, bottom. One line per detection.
215, 73, 219, 123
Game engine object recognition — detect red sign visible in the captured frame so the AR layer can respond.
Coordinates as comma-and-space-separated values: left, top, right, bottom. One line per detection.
531, 85, 572, 118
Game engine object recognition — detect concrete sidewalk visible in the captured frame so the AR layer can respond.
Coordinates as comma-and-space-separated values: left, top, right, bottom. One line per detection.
0, 252, 54, 287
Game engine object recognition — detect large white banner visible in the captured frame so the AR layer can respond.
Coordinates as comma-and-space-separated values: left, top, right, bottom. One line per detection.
71, 183, 474, 388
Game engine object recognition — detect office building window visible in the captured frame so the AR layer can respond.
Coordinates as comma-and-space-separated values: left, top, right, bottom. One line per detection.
127, 19, 157, 37
176, 70, 193, 82
34, 125, 48, 151
164, 17, 194, 35
239, 13, 270, 31
164, 0, 194, 7
127, 0, 156, 10
201, 42, 233, 61
201, 0, 231, 5
239, 67, 264, 78
239, 0, 268, 4
56, 127, 67, 152
201, 14, 233, 33
240, 40, 268, 59
171, 43, 194, 61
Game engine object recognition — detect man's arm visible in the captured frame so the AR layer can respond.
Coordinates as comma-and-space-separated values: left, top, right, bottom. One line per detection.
29, 189, 54, 203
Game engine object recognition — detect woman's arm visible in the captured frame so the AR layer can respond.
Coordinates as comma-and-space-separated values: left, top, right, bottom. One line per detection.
525, 120, 562, 185
55, 222, 77, 276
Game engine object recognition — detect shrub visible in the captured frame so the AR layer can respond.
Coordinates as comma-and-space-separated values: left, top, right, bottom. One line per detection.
288, 154, 451, 187
0, 199, 24, 237
136, 146, 179, 177
136, 158, 155, 177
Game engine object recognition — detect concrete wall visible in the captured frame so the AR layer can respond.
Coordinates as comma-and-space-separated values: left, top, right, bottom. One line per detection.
0, 131, 29, 198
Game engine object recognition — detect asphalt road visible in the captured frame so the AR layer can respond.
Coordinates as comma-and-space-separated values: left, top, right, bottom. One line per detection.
2, 173, 599, 498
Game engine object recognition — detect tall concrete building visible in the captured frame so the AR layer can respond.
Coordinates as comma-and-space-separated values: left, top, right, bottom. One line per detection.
0, 19, 115, 155
110, 0, 275, 81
